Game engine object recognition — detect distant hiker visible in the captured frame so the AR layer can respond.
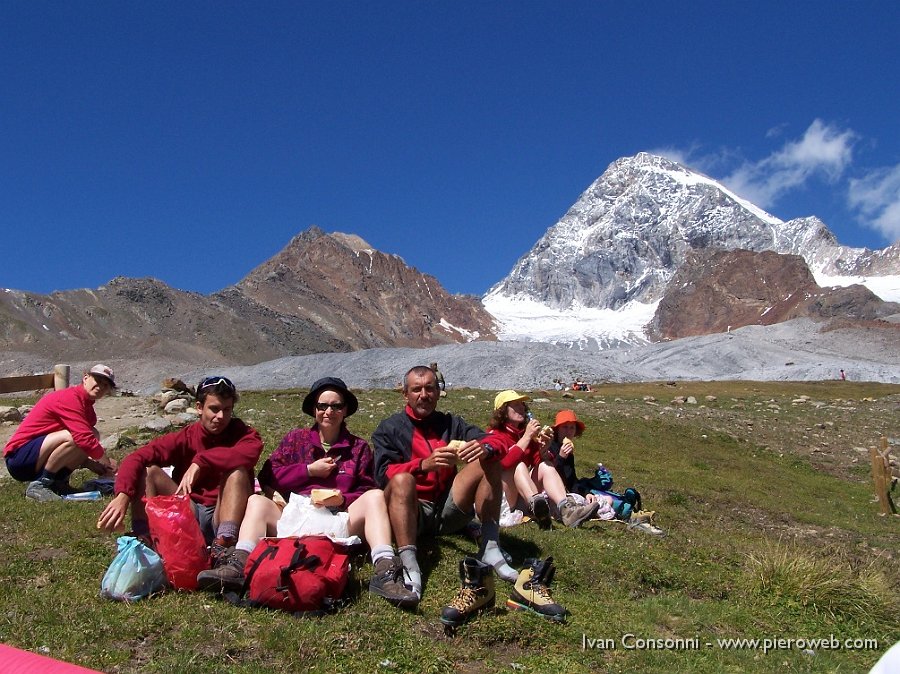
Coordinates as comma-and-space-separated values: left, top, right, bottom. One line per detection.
197, 377, 417, 608
430, 362, 446, 392
486, 392, 598, 530
372, 365, 517, 625
96, 376, 263, 572
4, 364, 119, 502
840, 369, 846, 381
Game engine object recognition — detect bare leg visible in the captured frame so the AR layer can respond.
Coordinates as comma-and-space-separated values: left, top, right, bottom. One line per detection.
347, 489, 392, 548
512, 462, 539, 502
384, 473, 422, 596
37, 430, 90, 473
212, 468, 253, 531
534, 463, 567, 503
131, 465, 178, 522
383, 473, 419, 548
236, 494, 282, 545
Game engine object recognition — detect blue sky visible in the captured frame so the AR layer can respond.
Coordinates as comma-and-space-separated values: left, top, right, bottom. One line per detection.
2, 2, 898, 297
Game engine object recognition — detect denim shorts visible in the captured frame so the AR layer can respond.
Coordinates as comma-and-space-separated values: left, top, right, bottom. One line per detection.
4, 435, 46, 482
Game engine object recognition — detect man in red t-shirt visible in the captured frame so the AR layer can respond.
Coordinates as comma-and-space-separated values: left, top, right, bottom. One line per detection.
4, 364, 118, 502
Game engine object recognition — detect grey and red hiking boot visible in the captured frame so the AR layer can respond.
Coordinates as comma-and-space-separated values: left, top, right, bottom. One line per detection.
559, 497, 599, 528
506, 556, 567, 622
440, 557, 495, 630
197, 548, 249, 593
368, 555, 419, 609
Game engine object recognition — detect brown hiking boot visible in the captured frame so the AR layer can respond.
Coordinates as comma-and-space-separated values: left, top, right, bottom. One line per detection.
559, 497, 599, 528
208, 535, 236, 568
507, 557, 567, 622
369, 556, 419, 609
197, 548, 249, 593
530, 494, 552, 530
440, 557, 495, 629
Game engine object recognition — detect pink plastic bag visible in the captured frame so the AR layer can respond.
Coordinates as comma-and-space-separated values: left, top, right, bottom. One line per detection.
144, 494, 209, 590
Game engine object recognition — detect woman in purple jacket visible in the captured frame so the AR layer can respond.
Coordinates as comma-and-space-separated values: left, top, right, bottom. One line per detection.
197, 377, 417, 608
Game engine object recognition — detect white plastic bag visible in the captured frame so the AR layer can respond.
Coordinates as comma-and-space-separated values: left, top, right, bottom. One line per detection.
276, 493, 351, 539
499, 491, 524, 527
100, 535, 167, 601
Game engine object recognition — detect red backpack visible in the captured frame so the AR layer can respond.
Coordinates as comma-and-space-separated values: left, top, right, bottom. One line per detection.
242, 536, 350, 615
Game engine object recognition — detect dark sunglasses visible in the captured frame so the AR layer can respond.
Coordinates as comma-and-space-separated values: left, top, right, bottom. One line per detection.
198, 376, 236, 392
315, 402, 346, 412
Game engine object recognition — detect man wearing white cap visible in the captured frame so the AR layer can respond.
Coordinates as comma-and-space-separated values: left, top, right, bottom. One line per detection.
3, 364, 118, 502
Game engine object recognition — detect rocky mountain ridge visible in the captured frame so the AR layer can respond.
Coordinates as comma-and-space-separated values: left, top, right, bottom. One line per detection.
0, 228, 496, 369
647, 249, 899, 341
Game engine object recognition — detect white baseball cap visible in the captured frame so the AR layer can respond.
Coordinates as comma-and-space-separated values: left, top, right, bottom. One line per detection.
88, 364, 117, 388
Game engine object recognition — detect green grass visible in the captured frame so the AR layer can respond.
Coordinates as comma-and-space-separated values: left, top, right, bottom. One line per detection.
1, 381, 898, 673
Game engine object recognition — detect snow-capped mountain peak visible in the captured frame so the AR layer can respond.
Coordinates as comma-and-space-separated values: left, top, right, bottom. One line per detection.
483, 152, 899, 349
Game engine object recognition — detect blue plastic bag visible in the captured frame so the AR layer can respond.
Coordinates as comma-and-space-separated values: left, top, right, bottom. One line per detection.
100, 535, 167, 601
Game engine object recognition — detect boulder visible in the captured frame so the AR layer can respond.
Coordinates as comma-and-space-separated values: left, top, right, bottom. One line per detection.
0, 406, 22, 423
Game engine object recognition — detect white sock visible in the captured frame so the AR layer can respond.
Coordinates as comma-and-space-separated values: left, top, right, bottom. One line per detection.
398, 545, 422, 597
480, 539, 518, 583
236, 540, 257, 554
370, 544, 395, 565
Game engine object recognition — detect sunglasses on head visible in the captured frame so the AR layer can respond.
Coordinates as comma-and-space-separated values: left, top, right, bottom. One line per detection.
315, 402, 346, 412
198, 376, 236, 392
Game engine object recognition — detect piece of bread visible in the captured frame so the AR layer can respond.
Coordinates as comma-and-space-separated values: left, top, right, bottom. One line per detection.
446, 439, 468, 464
311, 488, 343, 507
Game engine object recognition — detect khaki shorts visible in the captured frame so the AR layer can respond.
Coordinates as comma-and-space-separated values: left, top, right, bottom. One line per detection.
417, 490, 474, 538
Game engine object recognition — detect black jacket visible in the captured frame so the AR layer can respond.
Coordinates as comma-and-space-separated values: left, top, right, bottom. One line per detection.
371, 409, 485, 489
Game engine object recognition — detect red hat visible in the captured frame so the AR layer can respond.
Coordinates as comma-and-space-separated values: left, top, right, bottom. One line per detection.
553, 409, 585, 434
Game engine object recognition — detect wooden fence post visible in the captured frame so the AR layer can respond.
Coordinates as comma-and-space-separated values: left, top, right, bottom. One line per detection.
869, 437, 896, 516
53, 364, 70, 390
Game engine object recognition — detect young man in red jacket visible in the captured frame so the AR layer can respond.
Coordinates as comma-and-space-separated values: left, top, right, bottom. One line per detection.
96, 376, 263, 565
4, 364, 119, 502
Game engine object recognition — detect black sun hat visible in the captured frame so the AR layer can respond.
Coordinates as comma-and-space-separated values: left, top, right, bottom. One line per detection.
302, 377, 359, 417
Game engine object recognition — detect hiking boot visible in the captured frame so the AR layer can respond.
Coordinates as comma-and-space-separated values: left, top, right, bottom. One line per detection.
197, 548, 249, 593
440, 557, 495, 629
559, 497, 599, 528
209, 535, 236, 568
25, 480, 62, 502
507, 557, 567, 622
369, 556, 419, 609
530, 494, 552, 530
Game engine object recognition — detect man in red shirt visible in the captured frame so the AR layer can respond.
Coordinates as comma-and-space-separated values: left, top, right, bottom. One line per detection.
4, 364, 118, 502
96, 376, 263, 566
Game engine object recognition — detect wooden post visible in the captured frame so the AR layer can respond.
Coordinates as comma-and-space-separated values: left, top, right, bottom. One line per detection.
869, 437, 896, 516
53, 364, 70, 390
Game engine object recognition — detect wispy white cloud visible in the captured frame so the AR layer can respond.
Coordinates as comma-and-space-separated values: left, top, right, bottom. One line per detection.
848, 164, 900, 242
722, 119, 856, 209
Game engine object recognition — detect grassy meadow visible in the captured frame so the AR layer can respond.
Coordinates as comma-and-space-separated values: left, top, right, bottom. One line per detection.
1, 380, 898, 673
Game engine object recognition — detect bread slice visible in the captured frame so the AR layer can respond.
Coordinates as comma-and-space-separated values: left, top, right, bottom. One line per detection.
310, 488, 343, 507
